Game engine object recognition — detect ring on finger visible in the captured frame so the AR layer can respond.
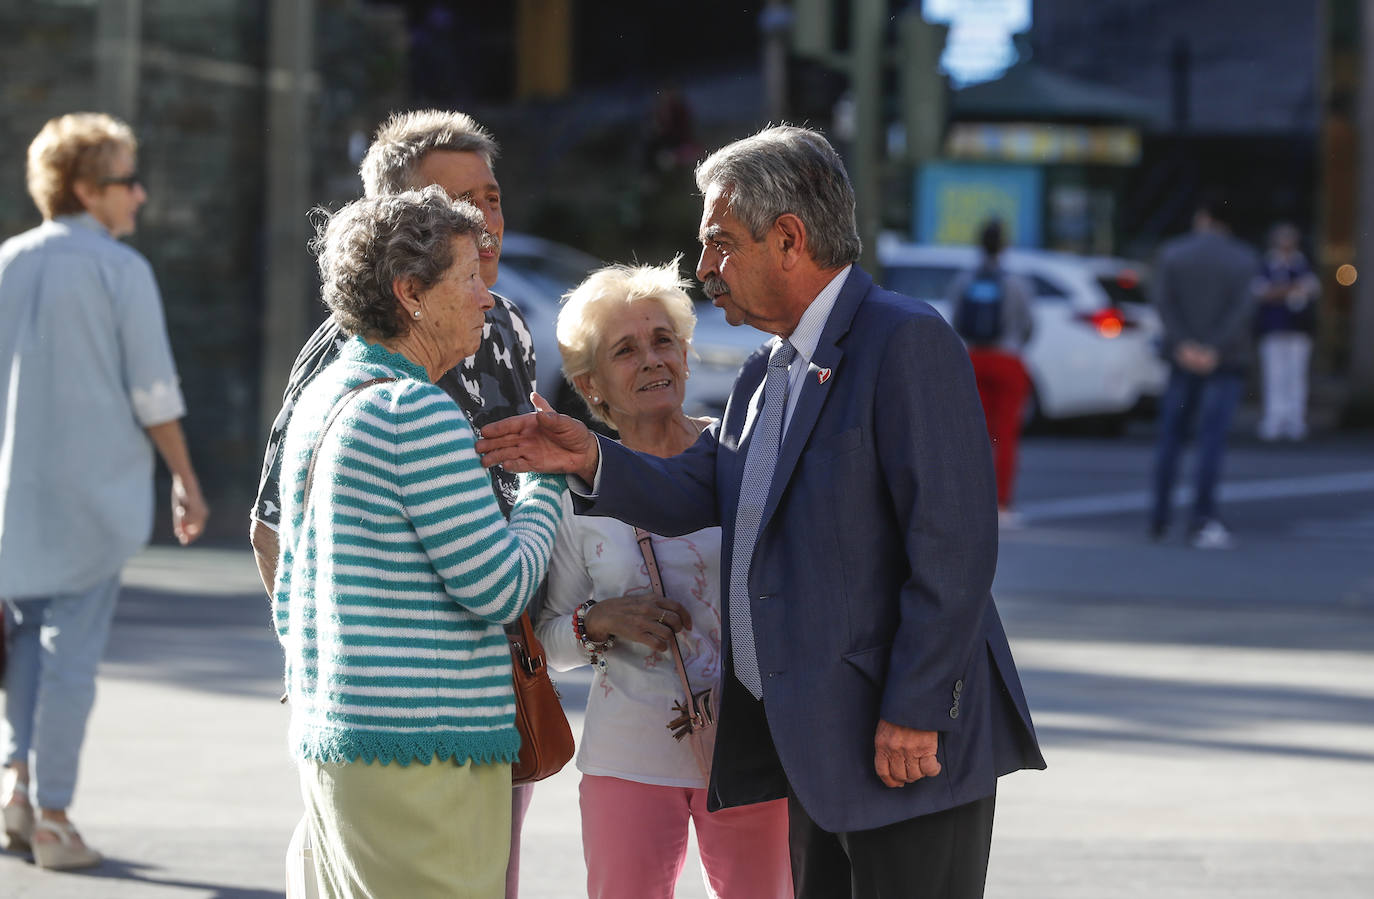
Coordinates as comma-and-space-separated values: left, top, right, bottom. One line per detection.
657, 610, 667, 624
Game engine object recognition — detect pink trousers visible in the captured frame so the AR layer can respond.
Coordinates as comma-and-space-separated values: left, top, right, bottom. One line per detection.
579, 774, 792, 899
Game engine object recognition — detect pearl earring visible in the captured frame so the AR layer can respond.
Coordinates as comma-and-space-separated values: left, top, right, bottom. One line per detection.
412, 309, 421, 319
591, 395, 600, 404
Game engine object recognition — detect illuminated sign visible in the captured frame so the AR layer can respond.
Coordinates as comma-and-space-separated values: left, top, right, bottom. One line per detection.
924, 0, 1031, 86
945, 123, 1142, 165
916, 162, 1043, 247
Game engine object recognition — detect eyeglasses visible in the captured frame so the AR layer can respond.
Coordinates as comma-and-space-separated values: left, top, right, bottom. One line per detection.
100, 172, 141, 187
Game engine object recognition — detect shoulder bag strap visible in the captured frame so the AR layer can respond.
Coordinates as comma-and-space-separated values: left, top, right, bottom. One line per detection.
633, 527, 700, 716
510, 609, 546, 675
302, 377, 395, 513
278, 375, 393, 705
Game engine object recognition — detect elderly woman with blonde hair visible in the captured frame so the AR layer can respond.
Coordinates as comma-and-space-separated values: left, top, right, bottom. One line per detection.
1, 112, 208, 870
273, 185, 565, 898
536, 259, 791, 899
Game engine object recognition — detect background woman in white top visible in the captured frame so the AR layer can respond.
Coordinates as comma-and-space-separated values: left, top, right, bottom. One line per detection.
537, 260, 790, 899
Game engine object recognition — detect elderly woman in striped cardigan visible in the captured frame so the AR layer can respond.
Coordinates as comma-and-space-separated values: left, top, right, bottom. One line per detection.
272, 186, 565, 898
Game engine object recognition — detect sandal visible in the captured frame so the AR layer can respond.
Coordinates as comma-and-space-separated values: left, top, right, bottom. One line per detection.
31, 817, 102, 870
1, 774, 34, 852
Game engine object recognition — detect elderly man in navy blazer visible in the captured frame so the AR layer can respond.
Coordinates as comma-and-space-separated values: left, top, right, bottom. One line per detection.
478, 125, 1045, 898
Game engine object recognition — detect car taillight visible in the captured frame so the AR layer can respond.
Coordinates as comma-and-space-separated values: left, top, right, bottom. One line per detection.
1077, 307, 1135, 338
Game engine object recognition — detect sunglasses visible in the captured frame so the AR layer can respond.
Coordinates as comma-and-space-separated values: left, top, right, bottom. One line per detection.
100, 172, 141, 187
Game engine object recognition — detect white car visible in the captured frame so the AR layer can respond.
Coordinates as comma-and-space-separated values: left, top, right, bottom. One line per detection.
493, 233, 765, 423
876, 235, 1168, 426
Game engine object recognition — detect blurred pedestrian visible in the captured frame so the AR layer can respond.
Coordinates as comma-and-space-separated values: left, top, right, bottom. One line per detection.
1254, 222, 1318, 442
1, 113, 209, 869
947, 219, 1034, 527
247, 109, 543, 898
276, 187, 564, 898
1148, 191, 1260, 549
539, 260, 791, 899
643, 84, 701, 174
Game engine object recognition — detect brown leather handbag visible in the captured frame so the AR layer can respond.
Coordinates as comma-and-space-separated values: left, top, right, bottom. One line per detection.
288, 377, 576, 792
634, 528, 717, 780
509, 610, 575, 784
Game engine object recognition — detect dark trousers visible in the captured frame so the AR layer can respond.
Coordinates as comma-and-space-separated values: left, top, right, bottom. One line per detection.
788, 785, 996, 899
1150, 367, 1244, 532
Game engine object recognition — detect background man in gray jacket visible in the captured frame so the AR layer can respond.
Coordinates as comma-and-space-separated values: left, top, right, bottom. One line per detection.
1148, 191, 1260, 549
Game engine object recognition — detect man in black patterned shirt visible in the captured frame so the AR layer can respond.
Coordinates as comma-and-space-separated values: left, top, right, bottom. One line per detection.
248, 109, 541, 898
249, 109, 537, 577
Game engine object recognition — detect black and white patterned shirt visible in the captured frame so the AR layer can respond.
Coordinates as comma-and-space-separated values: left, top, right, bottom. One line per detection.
251, 293, 537, 530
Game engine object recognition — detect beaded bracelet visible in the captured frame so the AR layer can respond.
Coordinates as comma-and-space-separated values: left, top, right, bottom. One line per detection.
572, 599, 615, 672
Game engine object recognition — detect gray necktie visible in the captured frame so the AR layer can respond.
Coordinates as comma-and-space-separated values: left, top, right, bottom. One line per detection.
729, 338, 796, 700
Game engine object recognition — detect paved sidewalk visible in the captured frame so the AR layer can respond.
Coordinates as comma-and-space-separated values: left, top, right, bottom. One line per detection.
2, 538, 1371, 897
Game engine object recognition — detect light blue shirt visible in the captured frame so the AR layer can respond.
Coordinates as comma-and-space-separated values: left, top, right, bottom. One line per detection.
780, 264, 850, 437
734, 265, 851, 442
0, 214, 186, 596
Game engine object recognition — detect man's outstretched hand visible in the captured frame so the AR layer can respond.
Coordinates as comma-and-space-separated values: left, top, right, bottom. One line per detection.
475, 392, 600, 484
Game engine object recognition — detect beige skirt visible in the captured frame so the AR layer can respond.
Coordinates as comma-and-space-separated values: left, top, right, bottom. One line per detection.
298, 755, 512, 899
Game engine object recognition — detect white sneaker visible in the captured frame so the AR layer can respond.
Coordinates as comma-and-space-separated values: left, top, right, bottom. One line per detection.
1190, 519, 1234, 550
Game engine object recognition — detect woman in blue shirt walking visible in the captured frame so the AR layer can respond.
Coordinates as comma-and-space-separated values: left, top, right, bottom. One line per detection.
0, 113, 209, 870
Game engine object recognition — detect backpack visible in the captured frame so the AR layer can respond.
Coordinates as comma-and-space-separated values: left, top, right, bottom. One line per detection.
954, 269, 1006, 346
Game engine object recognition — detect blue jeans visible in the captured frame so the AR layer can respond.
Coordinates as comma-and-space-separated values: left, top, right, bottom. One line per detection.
1150, 367, 1244, 533
2, 574, 121, 809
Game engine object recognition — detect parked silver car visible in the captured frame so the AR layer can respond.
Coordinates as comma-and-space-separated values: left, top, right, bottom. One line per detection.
489, 232, 598, 414
492, 233, 766, 423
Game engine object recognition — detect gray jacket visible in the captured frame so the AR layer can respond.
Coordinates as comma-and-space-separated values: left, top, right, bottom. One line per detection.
1151, 230, 1260, 371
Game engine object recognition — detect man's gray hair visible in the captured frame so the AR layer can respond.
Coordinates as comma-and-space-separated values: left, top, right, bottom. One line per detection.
312, 186, 487, 339
695, 125, 861, 269
359, 109, 500, 198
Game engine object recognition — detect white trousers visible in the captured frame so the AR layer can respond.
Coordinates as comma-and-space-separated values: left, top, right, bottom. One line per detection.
1258, 332, 1312, 440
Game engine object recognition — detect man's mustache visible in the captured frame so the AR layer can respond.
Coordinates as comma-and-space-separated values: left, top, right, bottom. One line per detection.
702, 274, 728, 299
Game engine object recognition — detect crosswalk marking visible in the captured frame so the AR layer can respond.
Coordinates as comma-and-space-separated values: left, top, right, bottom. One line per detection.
1018, 470, 1374, 523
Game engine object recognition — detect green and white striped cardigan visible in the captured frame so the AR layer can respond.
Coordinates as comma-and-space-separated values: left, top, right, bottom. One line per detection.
273, 337, 565, 766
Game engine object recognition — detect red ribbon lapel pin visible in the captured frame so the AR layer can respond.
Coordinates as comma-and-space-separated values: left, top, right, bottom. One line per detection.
816, 367, 832, 385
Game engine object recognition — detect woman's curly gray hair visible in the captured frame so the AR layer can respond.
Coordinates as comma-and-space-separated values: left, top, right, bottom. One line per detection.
311, 186, 486, 339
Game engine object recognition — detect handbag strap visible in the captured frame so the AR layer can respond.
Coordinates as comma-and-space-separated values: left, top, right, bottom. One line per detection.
633, 527, 700, 711
302, 377, 396, 511
509, 610, 546, 676
279, 375, 394, 706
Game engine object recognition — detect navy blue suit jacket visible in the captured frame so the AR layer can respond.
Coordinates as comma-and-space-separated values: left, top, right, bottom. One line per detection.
578, 267, 1045, 832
